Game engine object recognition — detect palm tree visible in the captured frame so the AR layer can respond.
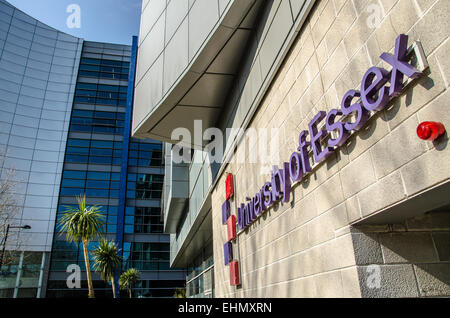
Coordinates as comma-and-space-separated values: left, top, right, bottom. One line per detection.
119, 268, 140, 298
92, 239, 122, 298
59, 194, 105, 298
174, 288, 186, 298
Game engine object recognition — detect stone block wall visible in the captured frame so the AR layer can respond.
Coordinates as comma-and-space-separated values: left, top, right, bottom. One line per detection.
212, 0, 450, 297
354, 211, 450, 297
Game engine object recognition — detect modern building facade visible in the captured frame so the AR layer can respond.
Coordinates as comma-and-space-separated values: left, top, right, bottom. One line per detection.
134, 0, 450, 298
0, 0, 185, 298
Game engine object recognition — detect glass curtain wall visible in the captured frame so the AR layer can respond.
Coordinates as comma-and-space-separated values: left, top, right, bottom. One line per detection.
46, 41, 184, 298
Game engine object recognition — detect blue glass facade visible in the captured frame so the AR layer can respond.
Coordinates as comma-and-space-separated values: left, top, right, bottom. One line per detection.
45, 40, 185, 298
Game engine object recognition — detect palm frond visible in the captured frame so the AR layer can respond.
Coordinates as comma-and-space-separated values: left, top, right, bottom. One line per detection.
92, 239, 122, 282
119, 268, 140, 290
58, 195, 105, 242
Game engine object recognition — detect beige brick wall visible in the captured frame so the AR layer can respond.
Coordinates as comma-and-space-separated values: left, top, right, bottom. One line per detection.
212, 0, 450, 297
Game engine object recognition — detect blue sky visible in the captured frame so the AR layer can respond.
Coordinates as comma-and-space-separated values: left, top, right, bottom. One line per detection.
6, 0, 142, 45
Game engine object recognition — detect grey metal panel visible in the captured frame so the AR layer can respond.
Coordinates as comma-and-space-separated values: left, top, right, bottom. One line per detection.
221, 0, 254, 28
136, 13, 165, 84
207, 28, 252, 74
163, 17, 189, 94
0, 2, 82, 253
165, 0, 189, 45
179, 73, 234, 107
139, 0, 167, 46
219, 0, 232, 16
290, 0, 306, 19
258, 0, 293, 79
188, 0, 220, 60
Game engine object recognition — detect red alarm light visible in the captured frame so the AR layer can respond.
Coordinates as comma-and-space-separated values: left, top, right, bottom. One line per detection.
417, 122, 445, 141
225, 173, 234, 200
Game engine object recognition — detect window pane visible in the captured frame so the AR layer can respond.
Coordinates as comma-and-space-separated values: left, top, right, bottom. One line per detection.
65, 155, 88, 163
86, 180, 109, 189
98, 84, 119, 92
63, 170, 87, 179
81, 58, 101, 65
87, 172, 110, 180
89, 156, 111, 164
67, 139, 90, 147
72, 110, 94, 118
90, 148, 113, 156
91, 140, 113, 148
60, 188, 84, 196
61, 179, 85, 188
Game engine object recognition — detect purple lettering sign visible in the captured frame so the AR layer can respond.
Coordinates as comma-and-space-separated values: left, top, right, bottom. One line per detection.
232, 34, 424, 233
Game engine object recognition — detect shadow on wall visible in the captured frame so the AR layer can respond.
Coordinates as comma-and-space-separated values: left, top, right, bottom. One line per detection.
353, 210, 450, 297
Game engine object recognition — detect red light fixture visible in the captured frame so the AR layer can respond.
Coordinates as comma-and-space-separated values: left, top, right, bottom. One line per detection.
417, 122, 445, 141
230, 261, 240, 286
227, 215, 236, 242
225, 173, 234, 200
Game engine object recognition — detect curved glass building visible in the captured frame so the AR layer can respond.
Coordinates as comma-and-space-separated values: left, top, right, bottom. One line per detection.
0, 0, 185, 298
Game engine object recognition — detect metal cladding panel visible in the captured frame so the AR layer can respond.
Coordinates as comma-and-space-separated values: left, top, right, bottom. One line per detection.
0, 0, 82, 252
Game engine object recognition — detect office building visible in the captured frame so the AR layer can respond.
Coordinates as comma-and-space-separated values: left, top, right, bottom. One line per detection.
133, 0, 450, 297
0, 0, 185, 298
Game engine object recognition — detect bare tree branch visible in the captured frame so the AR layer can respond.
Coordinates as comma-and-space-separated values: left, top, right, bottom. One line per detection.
0, 150, 21, 267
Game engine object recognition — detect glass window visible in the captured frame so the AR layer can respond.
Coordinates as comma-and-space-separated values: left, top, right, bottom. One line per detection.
110, 181, 120, 189
67, 139, 90, 147
81, 58, 101, 65
76, 89, 97, 97
140, 143, 162, 151
102, 60, 122, 67
91, 140, 113, 148
76, 83, 97, 90
66, 147, 89, 155
96, 98, 117, 106
72, 110, 94, 118
65, 154, 88, 163
85, 188, 109, 197
60, 188, 84, 196
87, 171, 110, 180
78, 70, 99, 78
92, 126, 115, 133
94, 111, 116, 119
108, 206, 118, 215
79, 64, 100, 72
90, 148, 113, 156
61, 179, 85, 188
71, 117, 93, 125
110, 189, 119, 198
63, 170, 86, 179
70, 124, 91, 133
98, 84, 119, 92
89, 156, 111, 164
86, 180, 109, 189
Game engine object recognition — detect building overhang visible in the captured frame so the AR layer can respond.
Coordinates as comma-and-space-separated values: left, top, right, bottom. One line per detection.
132, 0, 264, 148
355, 180, 450, 226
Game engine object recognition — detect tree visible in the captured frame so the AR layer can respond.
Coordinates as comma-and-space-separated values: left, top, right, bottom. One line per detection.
174, 288, 186, 298
119, 268, 140, 298
0, 152, 20, 267
58, 194, 105, 298
92, 239, 122, 298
